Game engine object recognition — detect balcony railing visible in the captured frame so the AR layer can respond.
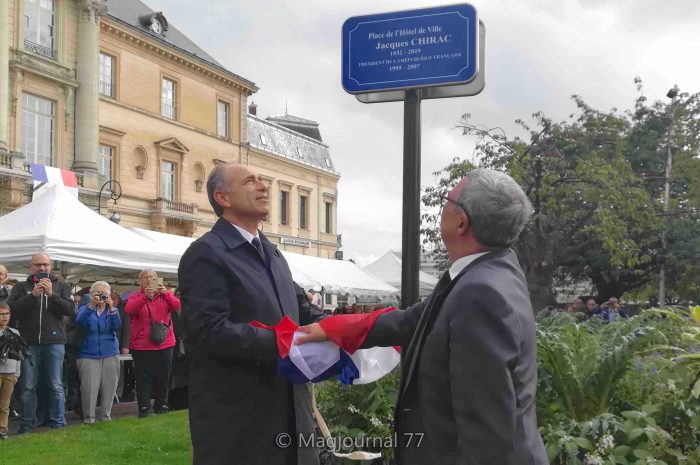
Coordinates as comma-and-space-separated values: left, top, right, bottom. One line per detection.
152, 198, 197, 219
0, 153, 11, 169
98, 81, 114, 98
24, 39, 55, 59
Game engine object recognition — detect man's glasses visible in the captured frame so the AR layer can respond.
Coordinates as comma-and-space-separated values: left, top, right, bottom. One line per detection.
31, 263, 50, 267
0, 313, 10, 317
440, 194, 473, 225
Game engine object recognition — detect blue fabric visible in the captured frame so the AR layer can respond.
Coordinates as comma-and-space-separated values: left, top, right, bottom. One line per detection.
75, 305, 121, 359
276, 350, 358, 384
20, 344, 66, 432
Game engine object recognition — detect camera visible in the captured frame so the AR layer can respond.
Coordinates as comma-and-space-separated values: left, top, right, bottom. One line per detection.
37, 272, 49, 280
97, 292, 109, 301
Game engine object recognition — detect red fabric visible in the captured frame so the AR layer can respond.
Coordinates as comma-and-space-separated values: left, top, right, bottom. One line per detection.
250, 316, 298, 358
319, 307, 396, 354
124, 289, 181, 351
60, 169, 78, 187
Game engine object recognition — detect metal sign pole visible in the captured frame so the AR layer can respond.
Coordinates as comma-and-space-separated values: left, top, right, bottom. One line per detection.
401, 88, 422, 307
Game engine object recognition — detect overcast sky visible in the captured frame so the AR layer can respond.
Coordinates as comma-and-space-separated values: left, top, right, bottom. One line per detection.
144, 0, 700, 266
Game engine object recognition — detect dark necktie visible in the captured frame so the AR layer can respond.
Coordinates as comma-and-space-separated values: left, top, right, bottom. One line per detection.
251, 237, 266, 262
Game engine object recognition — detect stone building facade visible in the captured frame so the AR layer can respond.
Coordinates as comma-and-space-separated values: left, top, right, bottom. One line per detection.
0, 0, 339, 258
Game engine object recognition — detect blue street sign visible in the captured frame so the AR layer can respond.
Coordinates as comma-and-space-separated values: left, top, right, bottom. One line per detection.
342, 4, 478, 94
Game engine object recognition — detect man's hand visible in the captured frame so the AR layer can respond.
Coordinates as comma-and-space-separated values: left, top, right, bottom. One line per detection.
121, 348, 130, 355
40, 278, 53, 297
32, 283, 45, 297
295, 323, 328, 345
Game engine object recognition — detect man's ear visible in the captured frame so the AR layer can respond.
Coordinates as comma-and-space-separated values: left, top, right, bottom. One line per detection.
456, 210, 470, 235
213, 190, 230, 209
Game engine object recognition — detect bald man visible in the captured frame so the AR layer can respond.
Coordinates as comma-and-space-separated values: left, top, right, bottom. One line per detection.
179, 163, 326, 465
8, 252, 74, 433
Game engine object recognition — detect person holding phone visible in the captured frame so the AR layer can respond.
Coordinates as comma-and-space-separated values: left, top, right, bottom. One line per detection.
125, 269, 180, 418
74, 281, 121, 424
7, 252, 73, 433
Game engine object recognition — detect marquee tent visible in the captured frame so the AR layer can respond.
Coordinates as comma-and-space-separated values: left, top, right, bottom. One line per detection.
363, 250, 439, 298
0, 184, 181, 275
130, 227, 398, 298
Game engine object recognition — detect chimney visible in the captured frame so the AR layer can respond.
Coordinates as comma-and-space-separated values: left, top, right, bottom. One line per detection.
248, 101, 257, 116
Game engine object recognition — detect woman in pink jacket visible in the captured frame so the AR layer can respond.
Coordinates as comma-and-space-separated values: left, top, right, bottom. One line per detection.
125, 268, 180, 418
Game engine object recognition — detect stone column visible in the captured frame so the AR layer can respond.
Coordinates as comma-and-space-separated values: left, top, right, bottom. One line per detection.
0, 0, 9, 153
73, 0, 106, 187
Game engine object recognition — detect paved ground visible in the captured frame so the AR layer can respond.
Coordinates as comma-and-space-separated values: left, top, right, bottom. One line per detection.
7, 401, 140, 436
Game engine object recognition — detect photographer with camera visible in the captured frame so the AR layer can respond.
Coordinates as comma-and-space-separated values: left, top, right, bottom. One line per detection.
7, 253, 73, 433
0, 302, 21, 439
125, 269, 180, 418
74, 281, 121, 424
598, 296, 627, 323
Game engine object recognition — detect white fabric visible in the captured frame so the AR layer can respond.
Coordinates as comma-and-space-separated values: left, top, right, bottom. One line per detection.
288, 332, 341, 380
349, 346, 401, 385
448, 251, 492, 280
0, 185, 181, 274
363, 250, 439, 298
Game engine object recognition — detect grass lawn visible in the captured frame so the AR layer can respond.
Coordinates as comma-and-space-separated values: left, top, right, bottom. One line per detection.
0, 410, 192, 465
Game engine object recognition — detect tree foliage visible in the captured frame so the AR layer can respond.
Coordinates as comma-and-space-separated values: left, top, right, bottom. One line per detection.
421, 82, 700, 310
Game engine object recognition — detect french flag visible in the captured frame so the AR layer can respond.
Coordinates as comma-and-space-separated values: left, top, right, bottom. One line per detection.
251, 308, 400, 385
31, 163, 79, 198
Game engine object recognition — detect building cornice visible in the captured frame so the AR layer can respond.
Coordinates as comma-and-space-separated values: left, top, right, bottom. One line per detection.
100, 18, 258, 95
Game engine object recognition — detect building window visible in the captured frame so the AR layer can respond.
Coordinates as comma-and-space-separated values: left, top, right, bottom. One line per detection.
324, 293, 333, 306
99, 53, 115, 97
21, 93, 54, 166
217, 100, 229, 138
280, 190, 289, 226
97, 144, 113, 180
161, 161, 176, 201
24, 0, 55, 59
161, 78, 176, 119
299, 195, 308, 230
325, 201, 333, 234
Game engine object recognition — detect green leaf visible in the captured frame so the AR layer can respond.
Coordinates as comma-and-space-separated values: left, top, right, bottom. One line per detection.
613, 445, 632, 456
574, 437, 594, 450
632, 449, 652, 459
547, 444, 560, 461
692, 378, 700, 398
627, 428, 644, 440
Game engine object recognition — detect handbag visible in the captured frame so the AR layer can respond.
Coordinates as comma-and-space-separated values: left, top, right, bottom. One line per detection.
67, 322, 89, 350
146, 301, 170, 344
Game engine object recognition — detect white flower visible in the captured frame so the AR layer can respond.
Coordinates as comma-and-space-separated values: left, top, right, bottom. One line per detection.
369, 416, 382, 428
347, 405, 360, 414
597, 433, 615, 453
583, 452, 604, 465
667, 379, 677, 392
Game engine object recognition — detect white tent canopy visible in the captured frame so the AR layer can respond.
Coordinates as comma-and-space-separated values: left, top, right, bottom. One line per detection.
363, 250, 439, 298
0, 184, 181, 275
130, 227, 397, 298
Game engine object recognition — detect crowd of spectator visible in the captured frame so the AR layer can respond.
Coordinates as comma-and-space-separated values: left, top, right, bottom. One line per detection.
545, 295, 635, 322
0, 254, 181, 439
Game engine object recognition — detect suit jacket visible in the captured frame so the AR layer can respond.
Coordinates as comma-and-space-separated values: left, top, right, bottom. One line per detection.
363, 249, 548, 465
178, 218, 325, 465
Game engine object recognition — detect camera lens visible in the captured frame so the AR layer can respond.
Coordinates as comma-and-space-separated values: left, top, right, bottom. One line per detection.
99, 293, 108, 301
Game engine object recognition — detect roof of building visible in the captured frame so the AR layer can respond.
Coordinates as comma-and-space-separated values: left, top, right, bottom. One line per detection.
266, 114, 323, 142
247, 115, 338, 176
105, 0, 256, 90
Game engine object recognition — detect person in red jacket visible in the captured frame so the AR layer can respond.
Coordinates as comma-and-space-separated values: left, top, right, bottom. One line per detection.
124, 268, 180, 418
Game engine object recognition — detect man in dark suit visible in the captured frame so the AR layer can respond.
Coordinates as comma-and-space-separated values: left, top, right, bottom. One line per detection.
300, 168, 548, 465
178, 163, 326, 465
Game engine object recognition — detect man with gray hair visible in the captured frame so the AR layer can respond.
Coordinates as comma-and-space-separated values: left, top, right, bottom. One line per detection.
179, 163, 326, 465
299, 168, 547, 465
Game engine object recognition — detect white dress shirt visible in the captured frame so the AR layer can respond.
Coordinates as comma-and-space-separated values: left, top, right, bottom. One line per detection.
231, 223, 258, 244
448, 251, 492, 280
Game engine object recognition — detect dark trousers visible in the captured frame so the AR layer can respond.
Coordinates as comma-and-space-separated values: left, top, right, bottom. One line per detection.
131, 348, 173, 411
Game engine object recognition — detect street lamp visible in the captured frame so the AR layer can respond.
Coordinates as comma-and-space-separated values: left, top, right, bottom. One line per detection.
98, 180, 122, 224
659, 85, 680, 306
